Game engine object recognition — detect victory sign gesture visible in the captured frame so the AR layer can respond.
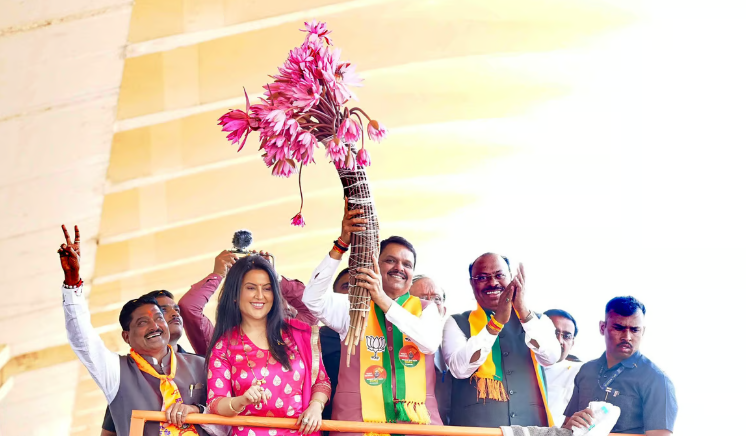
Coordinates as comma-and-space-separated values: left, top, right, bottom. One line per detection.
58, 224, 81, 286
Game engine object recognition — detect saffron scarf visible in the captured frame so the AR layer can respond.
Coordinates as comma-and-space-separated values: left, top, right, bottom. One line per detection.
130, 345, 200, 436
359, 294, 430, 436
468, 306, 509, 401
467, 306, 554, 426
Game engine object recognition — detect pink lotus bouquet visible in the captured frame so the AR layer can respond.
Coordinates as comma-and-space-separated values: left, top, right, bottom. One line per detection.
218, 21, 387, 226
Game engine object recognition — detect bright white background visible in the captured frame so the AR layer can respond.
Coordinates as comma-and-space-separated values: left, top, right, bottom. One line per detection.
386, 2, 745, 434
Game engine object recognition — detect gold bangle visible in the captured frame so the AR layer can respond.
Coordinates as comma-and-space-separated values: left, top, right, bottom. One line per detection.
310, 399, 326, 410
228, 397, 245, 414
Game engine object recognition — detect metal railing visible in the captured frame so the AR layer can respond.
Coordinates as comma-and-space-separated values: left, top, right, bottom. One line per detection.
129, 411, 636, 436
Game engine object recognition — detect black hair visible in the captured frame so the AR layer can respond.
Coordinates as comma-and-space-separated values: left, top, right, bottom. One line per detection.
119, 296, 160, 331
605, 296, 646, 317
232, 229, 253, 252
205, 255, 291, 370
143, 290, 175, 300
333, 267, 350, 293
380, 236, 417, 267
544, 309, 579, 337
468, 253, 512, 277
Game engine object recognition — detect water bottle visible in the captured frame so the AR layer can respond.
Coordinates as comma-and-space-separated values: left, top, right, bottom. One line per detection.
571, 401, 620, 436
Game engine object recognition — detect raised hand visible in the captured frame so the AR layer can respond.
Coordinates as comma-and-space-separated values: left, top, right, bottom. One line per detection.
340, 196, 366, 246
492, 277, 515, 326
511, 263, 530, 319
356, 255, 393, 312
58, 225, 81, 286
213, 250, 239, 277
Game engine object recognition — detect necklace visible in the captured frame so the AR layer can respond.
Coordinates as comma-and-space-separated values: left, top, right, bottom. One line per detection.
239, 327, 270, 385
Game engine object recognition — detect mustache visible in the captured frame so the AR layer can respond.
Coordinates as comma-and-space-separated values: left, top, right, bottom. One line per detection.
387, 270, 407, 279
618, 341, 633, 347
168, 317, 182, 325
482, 285, 504, 293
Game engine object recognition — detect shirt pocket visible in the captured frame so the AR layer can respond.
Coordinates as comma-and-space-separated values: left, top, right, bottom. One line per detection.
186, 382, 206, 402
610, 391, 643, 431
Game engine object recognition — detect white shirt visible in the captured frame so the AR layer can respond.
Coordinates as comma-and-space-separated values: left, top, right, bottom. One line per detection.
545, 359, 584, 426
301, 254, 442, 354
442, 311, 561, 379
63, 285, 121, 402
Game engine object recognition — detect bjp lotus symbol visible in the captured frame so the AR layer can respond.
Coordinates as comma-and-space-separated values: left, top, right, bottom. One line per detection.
365, 335, 385, 360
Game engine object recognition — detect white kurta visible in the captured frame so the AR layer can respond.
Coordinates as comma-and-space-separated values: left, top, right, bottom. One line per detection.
545, 359, 584, 425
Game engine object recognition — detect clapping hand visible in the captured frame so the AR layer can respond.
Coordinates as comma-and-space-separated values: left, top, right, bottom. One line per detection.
511, 263, 530, 320
491, 276, 515, 327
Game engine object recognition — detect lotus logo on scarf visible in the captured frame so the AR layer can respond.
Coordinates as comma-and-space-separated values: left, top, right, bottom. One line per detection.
365, 335, 386, 360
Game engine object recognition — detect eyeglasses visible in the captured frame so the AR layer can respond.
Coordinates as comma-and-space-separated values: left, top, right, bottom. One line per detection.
555, 330, 574, 341
421, 294, 444, 305
471, 272, 507, 282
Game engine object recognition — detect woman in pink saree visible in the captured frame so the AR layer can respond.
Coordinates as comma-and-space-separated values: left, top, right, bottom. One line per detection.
206, 255, 331, 436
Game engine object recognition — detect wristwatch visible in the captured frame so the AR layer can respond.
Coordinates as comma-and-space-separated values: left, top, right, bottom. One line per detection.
196, 404, 207, 414
521, 310, 535, 323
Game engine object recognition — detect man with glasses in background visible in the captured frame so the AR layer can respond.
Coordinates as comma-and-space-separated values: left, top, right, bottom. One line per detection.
543, 309, 583, 426
410, 275, 451, 424
442, 253, 560, 427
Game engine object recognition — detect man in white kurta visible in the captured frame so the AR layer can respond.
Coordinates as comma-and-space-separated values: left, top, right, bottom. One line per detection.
543, 309, 583, 425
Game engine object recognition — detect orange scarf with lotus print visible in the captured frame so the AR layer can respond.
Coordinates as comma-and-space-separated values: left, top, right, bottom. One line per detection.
130, 345, 200, 436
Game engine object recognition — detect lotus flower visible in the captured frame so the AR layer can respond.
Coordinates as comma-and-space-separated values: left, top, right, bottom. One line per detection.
216, 22, 388, 225
291, 212, 306, 227
272, 159, 296, 177
218, 89, 256, 151
326, 137, 346, 167
291, 131, 318, 165
367, 120, 388, 143
337, 118, 361, 143
292, 77, 322, 112
342, 147, 356, 170
302, 20, 333, 45
332, 62, 362, 103
357, 148, 371, 168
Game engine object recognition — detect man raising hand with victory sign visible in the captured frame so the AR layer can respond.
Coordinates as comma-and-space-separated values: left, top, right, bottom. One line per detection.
58, 225, 216, 436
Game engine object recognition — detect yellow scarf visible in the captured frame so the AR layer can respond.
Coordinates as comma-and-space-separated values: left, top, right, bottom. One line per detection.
130, 345, 200, 436
468, 307, 509, 402
359, 294, 429, 436
467, 307, 554, 426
